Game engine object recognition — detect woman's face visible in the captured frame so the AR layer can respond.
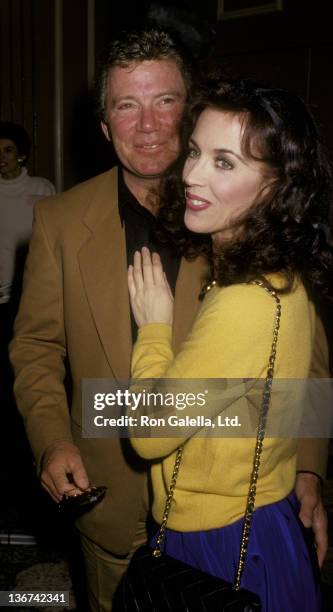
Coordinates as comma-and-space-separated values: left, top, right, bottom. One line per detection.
183, 108, 267, 243
0, 138, 22, 179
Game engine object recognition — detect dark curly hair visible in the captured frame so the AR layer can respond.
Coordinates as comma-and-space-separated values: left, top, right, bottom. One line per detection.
157, 78, 333, 301
0, 121, 31, 161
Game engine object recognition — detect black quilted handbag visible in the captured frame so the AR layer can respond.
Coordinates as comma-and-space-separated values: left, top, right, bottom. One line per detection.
120, 281, 281, 612
121, 544, 261, 611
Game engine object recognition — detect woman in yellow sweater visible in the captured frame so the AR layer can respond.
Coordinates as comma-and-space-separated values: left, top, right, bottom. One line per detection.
127, 80, 333, 611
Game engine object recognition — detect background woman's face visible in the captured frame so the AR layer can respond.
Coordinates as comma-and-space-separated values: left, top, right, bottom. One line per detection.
0, 138, 21, 179
182, 108, 267, 243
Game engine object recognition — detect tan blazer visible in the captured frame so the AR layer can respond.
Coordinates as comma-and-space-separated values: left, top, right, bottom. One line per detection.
10, 167, 329, 555
10, 168, 206, 554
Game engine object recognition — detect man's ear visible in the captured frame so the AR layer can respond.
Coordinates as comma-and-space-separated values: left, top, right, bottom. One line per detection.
101, 121, 111, 142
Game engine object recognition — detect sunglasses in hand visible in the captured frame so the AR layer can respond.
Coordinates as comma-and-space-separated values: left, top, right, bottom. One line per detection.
58, 485, 107, 515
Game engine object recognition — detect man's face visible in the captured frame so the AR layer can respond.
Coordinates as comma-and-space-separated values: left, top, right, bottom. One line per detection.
101, 59, 187, 178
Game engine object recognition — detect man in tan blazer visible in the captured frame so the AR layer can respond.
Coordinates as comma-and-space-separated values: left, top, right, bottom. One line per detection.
10, 28, 329, 611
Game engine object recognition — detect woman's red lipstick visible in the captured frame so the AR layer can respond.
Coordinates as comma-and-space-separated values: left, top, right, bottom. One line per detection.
185, 192, 211, 210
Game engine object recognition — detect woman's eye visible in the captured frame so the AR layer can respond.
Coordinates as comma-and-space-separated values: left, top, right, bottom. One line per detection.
216, 158, 233, 170
187, 148, 199, 159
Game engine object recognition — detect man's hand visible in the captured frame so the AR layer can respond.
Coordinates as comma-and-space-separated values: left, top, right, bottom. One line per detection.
40, 440, 90, 503
295, 471, 328, 567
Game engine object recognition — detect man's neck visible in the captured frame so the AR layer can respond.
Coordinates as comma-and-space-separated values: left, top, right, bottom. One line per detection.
122, 168, 160, 214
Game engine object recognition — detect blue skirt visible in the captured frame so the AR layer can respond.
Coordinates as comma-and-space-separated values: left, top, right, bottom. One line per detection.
150, 493, 321, 612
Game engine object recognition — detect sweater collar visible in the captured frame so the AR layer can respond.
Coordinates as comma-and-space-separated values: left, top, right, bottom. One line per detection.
0, 167, 28, 185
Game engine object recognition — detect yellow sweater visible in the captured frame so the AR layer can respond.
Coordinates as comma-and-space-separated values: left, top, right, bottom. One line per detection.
130, 278, 315, 531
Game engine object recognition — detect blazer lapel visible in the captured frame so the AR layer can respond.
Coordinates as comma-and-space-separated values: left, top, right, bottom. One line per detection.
173, 255, 208, 354
78, 167, 209, 377
78, 168, 132, 380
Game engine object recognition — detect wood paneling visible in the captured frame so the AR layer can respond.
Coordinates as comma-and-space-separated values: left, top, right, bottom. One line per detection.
0, 0, 12, 119
32, 0, 55, 182
2, 1, 333, 185
62, 0, 88, 188
0, 0, 54, 183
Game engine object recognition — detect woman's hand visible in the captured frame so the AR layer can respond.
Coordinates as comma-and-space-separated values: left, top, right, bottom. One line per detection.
128, 247, 174, 328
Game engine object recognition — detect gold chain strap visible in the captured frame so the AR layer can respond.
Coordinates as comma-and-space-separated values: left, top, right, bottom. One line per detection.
152, 279, 282, 592
233, 280, 281, 589
153, 443, 184, 558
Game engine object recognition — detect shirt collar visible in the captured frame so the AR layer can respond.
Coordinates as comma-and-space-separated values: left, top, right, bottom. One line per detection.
118, 168, 156, 227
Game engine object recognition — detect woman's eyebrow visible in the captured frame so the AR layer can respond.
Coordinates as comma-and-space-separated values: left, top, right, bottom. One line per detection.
188, 138, 247, 164
213, 148, 246, 163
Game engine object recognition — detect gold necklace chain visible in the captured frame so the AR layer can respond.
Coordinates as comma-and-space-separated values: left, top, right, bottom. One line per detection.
198, 279, 217, 301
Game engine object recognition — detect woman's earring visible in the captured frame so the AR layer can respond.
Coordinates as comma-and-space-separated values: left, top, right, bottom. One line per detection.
17, 157, 24, 163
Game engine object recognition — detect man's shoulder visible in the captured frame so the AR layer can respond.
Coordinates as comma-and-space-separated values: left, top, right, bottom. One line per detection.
36, 168, 118, 217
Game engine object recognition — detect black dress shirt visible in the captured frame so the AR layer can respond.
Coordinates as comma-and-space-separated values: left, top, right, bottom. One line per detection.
118, 171, 181, 341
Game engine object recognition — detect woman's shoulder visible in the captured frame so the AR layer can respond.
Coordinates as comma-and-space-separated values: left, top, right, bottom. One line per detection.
28, 175, 55, 196
198, 281, 279, 341
201, 275, 311, 335
211, 274, 308, 306
208, 276, 279, 311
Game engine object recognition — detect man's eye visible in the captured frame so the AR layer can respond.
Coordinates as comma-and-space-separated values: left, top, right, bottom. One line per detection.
117, 102, 135, 111
159, 97, 176, 106
216, 158, 233, 170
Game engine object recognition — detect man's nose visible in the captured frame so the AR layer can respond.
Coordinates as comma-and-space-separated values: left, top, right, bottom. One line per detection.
137, 106, 158, 132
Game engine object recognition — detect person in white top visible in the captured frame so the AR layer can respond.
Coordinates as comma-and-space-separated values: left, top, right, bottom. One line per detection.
0, 124, 55, 551
0, 122, 55, 305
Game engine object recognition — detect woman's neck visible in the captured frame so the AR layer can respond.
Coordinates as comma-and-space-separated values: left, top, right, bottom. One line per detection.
0, 166, 22, 180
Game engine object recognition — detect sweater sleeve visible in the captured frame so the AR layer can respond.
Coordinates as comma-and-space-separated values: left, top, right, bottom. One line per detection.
130, 283, 277, 458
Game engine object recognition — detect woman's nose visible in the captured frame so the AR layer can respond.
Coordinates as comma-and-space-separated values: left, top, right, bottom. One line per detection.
183, 158, 208, 187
